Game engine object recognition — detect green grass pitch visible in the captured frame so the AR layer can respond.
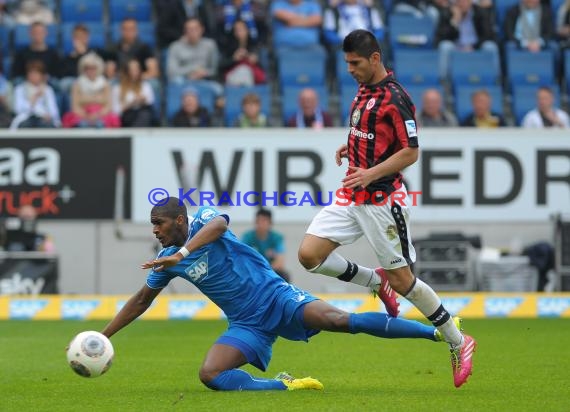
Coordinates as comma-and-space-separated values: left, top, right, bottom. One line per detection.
1, 319, 569, 411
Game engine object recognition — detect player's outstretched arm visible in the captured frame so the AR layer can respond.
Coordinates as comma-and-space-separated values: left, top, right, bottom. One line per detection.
141, 216, 229, 272
101, 285, 161, 338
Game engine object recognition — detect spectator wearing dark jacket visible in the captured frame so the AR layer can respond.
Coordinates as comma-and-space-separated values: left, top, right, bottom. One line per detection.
504, 0, 556, 52
155, 0, 215, 48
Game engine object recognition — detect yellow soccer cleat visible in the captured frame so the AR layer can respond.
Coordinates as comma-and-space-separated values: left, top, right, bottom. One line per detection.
275, 371, 324, 391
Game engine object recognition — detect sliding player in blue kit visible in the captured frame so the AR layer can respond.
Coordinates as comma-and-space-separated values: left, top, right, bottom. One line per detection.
101, 197, 457, 391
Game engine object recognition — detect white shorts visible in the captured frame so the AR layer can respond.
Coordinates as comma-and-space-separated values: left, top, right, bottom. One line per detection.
306, 185, 416, 270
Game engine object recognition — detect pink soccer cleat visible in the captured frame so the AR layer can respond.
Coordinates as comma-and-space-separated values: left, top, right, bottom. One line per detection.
451, 334, 477, 388
374, 268, 399, 317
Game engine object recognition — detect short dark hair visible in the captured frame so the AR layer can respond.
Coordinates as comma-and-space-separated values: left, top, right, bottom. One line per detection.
537, 86, 553, 95
256, 208, 272, 221
342, 30, 380, 58
151, 197, 187, 221
73, 24, 89, 34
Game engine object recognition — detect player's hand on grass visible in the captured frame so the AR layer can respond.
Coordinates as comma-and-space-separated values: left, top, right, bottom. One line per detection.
335, 144, 348, 166
342, 166, 374, 189
141, 255, 181, 272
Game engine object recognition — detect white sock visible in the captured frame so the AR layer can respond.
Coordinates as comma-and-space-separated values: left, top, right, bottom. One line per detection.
308, 252, 381, 288
404, 278, 462, 347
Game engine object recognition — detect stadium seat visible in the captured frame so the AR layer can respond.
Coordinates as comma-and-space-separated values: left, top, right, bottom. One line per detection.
506, 50, 555, 89
388, 13, 435, 50
340, 83, 359, 125
494, 0, 519, 37
393, 49, 440, 86
166, 81, 216, 123
0, 26, 10, 55
61, 23, 107, 55
2, 56, 11, 77
454, 85, 504, 124
449, 50, 500, 89
403, 84, 445, 115
223, 85, 271, 126
111, 22, 156, 48
281, 85, 329, 124
565, 50, 570, 95
336, 50, 357, 87
109, 0, 153, 22
512, 84, 561, 125
60, 0, 104, 22
277, 48, 326, 88
14, 24, 58, 50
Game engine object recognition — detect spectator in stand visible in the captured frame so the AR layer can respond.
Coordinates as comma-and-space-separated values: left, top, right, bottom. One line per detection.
155, 0, 215, 49
234, 92, 268, 127
242, 209, 290, 282
435, 0, 498, 78
61, 53, 120, 129
220, 20, 266, 86
171, 88, 211, 127
105, 19, 160, 88
0, 69, 13, 128
12, 0, 54, 25
557, 0, 570, 49
417, 88, 458, 127
521, 86, 570, 127
323, 0, 384, 48
393, 0, 440, 25
215, 0, 268, 45
11, 60, 60, 129
0, 0, 15, 26
460, 89, 505, 127
113, 59, 156, 127
504, 0, 556, 52
286, 88, 333, 128
271, 0, 323, 49
12, 21, 60, 82
60, 24, 105, 93
167, 18, 224, 103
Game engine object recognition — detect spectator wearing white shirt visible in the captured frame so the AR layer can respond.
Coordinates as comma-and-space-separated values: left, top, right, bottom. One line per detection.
521, 87, 570, 128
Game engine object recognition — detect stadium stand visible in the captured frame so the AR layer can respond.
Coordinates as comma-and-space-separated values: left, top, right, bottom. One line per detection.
449, 50, 500, 90
223, 85, 271, 127
166, 81, 216, 123
388, 13, 436, 50
61, 23, 107, 55
393, 49, 440, 86
60, 0, 104, 23
282, 85, 329, 124
111, 22, 157, 49
512, 84, 561, 125
277, 47, 327, 89
506, 50, 556, 90
454, 85, 504, 124
404, 84, 445, 115
13, 24, 59, 50
109, 0, 153, 23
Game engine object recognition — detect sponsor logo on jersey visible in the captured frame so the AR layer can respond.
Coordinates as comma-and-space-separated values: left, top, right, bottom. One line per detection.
366, 98, 376, 110
9, 299, 49, 319
537, 297, 570, 317
484, 297, 523, 317
325, 299, 364, 313
61, 300, 100, 320
200, 208, 216, 222
185, 253, 209, 282
404, 120, 417, 137
168, 300, 207, 319
351, 108, 361, 126
350, 127, 375, 140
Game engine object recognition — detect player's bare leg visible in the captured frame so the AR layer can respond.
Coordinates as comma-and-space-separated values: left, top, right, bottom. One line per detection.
299, 235, 399, 316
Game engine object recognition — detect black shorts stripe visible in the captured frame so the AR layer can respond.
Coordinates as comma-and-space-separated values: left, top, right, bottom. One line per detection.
391, 203, 412, 266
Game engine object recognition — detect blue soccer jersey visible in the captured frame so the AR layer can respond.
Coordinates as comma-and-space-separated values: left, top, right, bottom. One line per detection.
146, 207, 308, 326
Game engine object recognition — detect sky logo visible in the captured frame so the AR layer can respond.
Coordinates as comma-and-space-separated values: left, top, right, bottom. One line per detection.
440, 297, 472, 315
485, 297, 524, 317
61, 300, 100, 320
9, 300, 49, 319
168, 301, 207, 319
325, 299, 363, 313
537, 297, 570, 317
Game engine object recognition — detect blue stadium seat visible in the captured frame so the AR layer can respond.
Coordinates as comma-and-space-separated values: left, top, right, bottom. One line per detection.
506, 50, 555, 89
111, 22, 156, 48
454, 85, 504, 124
336, 50, 357, 87
14, 24, 58, 50
565, 50, 570, 95
512, 84, 561, 125
340, 83, 359, 125
393, 49, 440, 85
494, 0, 519, 37
223, 85, 271, 126
60, 0, 104, 22
551, 0, 565, 15
449, 50, 500, 89
109, 0, 152, 22
277, 48, 326, 88
402, 84, 445, 115
166, 81, 215, 122
388, 14, 435, 50
282, 85, 329, 124
0, 26, 10, 55
2, 57, 11, 77
61, 23, 107, 55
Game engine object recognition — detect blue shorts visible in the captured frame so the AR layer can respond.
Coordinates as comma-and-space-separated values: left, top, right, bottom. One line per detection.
216, 284, 320, 371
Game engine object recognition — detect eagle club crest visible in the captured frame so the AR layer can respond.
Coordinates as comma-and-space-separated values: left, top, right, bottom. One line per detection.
351, 108, 361, 126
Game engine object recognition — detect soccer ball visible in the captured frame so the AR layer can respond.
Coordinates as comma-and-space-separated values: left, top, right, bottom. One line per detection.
66, 331, 114, 378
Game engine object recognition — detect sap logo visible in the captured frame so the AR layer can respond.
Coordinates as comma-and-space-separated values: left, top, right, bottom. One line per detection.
61, 300, 100, 320
0, 147, 60, 185
168, 301, 207, 319
326, 299, 363, 313
440, 297, 471, 315
185, 253, 209, 282
537, 298, 570, 317
485, 297, 523, 317
9, 299, 49, 319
